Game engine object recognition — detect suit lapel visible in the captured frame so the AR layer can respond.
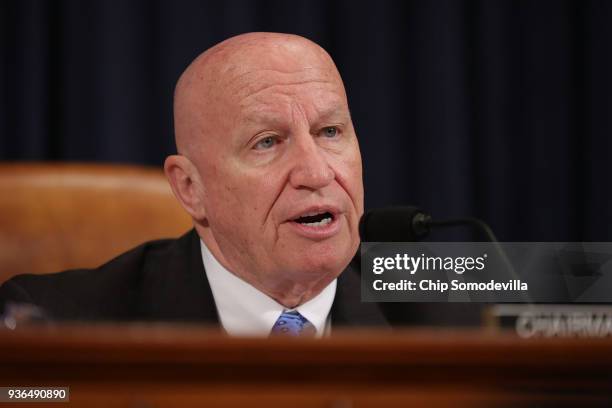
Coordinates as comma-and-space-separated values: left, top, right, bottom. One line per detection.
140, 229, 220, 324
331, 256, 390, 328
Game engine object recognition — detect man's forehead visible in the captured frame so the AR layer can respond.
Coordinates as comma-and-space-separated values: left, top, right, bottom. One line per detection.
238, 89, 349, 124
213, 58, 348, 128
226, 66, 338, 96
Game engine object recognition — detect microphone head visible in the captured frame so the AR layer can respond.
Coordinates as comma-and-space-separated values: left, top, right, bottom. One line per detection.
359, 206, 431, 242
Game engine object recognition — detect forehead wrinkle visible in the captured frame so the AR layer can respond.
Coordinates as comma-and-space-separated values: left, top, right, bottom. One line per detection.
223, 66, 330, 89
290, 99, 308, 129
229, 67, 339, 99
235, 79, 337, 112
234, 73, 344, 112
238, 91, 348, 129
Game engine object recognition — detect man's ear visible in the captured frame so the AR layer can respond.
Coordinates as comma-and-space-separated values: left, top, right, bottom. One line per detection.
164, 155, 207, 222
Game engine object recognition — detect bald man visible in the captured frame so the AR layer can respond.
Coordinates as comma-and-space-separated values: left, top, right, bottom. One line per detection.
0, 33, 389, 335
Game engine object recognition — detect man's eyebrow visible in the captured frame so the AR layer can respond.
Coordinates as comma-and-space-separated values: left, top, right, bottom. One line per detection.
239, 110, 285, 126
316, 105, 350, 122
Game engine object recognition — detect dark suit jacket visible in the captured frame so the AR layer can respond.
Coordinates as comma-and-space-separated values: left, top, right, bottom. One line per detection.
0, 229, 389, 328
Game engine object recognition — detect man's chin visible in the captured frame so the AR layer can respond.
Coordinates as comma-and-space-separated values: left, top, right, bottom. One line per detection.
288, 249, 354, 279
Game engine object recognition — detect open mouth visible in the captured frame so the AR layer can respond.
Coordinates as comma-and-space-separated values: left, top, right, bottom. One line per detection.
292, 211, 335, 227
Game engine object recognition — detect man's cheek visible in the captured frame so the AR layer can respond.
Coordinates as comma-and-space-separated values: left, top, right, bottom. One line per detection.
332, 143, 361, 173
333, 161, 363, 199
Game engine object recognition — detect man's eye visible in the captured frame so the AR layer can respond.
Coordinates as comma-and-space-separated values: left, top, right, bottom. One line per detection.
322, 127, 338, 138
254, 136, 276, 150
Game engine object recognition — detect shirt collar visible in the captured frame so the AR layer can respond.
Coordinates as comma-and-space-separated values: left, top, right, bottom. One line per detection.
200, 240, 336, 337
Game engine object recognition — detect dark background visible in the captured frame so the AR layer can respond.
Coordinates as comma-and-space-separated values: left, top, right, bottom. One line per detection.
1, 0, 611, 242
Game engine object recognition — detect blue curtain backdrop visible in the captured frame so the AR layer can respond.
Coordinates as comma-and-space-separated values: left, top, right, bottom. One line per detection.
1, 0, 611, 242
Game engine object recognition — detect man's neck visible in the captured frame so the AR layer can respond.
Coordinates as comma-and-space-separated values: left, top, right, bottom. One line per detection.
196, 227, 334, 307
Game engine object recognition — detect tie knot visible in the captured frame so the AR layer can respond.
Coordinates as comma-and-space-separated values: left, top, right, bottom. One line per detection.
270, 310, 316, 337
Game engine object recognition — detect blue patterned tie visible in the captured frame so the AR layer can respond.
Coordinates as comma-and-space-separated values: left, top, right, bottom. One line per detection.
270, 310, 316, 337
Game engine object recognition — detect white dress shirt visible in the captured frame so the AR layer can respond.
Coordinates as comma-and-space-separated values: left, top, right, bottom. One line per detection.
200, 240, 336, 337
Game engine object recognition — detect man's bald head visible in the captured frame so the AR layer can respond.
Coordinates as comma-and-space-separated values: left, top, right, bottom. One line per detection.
173, 32, 346, 158
165, 33, 362, 307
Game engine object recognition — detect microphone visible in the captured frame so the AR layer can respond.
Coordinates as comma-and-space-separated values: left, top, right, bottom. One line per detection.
359, 206, 431, 242
359, 206, 500, 243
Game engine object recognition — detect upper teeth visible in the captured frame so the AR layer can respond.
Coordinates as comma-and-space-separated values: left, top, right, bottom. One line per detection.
303, 211, 325, 217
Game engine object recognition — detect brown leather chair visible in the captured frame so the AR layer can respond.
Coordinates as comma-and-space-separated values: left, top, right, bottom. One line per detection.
0, 163, 192, 283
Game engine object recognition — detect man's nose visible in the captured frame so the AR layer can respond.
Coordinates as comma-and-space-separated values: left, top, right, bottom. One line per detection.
288, 137, 334, 190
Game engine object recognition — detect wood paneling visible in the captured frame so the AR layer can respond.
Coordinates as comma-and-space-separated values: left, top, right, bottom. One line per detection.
1, 324, 611, 407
